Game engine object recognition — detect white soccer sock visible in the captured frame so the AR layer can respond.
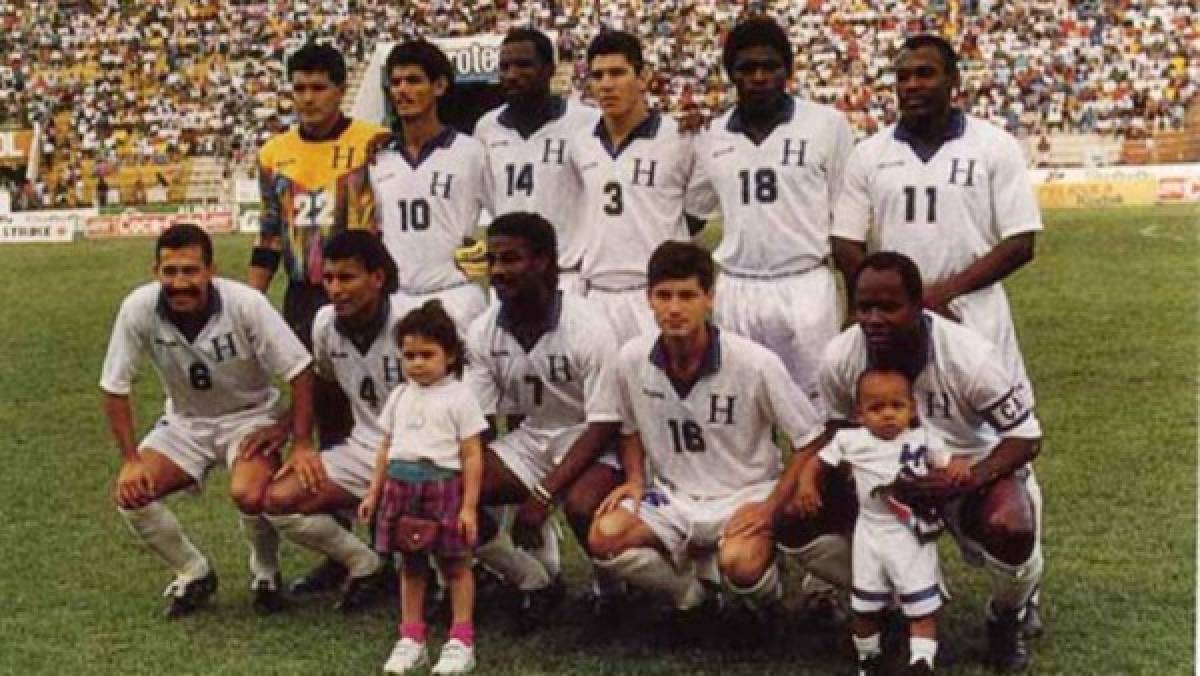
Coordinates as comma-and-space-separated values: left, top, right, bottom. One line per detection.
779, 533, 851, 588
593, 548, 705, 611
239, 513, 280, 580
476, 532, 551, 591
852, 632, 881, 660
909, 637, 937, 667
268, 513, 380, 578
986, 543, 1043, 612
529, 518, 562, 579
119, 502, 208, 580
723, 561, 782, 610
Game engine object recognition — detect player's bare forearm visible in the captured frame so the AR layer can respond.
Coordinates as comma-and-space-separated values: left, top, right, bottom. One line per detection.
831, 236, 866, 287
541, 421, 619, 498
970, 437, 1040, 489
769, 426, 834, 514
287, 368, 316, 450
102, 391, 139, 459
930, 233, 1035, 302
617, 432, 647, 488
459, 435, 483, 512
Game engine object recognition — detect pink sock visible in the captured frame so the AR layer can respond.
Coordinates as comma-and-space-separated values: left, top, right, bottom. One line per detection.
400, 622, 427, 642
447, 622, 475, 646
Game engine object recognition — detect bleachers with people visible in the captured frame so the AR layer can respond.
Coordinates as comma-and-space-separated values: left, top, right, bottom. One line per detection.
0, 0, 1195, 209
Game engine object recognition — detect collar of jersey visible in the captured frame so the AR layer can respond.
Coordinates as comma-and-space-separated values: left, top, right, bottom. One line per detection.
592, 110, 662, 159
497, 96, 567, 135
296, 114, 352, 142
649, 323, 721, 399
384, 124, 457, 168
725, 95, 795, 138
156, 282, 222, 341
334, 295, 391, 355
497, 290, 563, 349
893, 109, 967, 162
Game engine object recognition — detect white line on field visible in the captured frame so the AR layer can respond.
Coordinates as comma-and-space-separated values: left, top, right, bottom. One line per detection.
1139, 224, 1193, 242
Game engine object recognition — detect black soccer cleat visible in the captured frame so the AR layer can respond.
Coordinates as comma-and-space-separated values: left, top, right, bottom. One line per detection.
905, 658, 935, 675
512, 578, 566, 634
856, 655, 883, 676
986, 603, 1031, 673
251, 573, 287, 615
335, 564, 393, 613
163, 570, 218, 620
289, 557, 348, 595
1020, 598, 1043, 639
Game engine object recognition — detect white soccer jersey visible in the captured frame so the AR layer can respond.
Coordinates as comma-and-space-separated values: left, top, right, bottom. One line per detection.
818, 312, 1042, 462
100, 277, 311, 419
690, 97, 854, 276
465, 292, 621, 461
820, 426, 950, 521
832, 112, 1043, 281
569, 112, 697, 288
311, 298, 416, 452
475, 99, 601, 271
619, 327, 824, 498
370, 127, 491, 294
378, 377, 488, 471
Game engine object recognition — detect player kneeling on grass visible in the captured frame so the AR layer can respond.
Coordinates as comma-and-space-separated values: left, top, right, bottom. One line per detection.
101, 224, 315, 618
795, 368, 971, 675
359, 301, 486, 675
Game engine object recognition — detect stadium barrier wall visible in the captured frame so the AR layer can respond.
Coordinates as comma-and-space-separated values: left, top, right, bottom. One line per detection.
1030, 163, 1200, 208
84, 205, 235, 238
0, 208, 91, 243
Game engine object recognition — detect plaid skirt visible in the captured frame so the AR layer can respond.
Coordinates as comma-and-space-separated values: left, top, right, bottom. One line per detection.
374, 475, 471, 559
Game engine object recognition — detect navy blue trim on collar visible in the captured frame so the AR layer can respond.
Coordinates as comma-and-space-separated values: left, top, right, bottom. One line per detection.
593, 110, 662, 159
334, 296, 391, 356
649, 324, 721, 399
726, 96, 795, 138
497, 290, 563, 351
497, 96, 567, 136
894, 109, 967, 163
157, 282, 222, 343
385, 124, 457, 168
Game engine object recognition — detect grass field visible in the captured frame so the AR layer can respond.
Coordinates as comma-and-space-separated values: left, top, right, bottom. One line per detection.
0, 205, 1195, 674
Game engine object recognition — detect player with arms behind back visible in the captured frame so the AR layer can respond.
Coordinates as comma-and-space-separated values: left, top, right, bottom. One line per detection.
796, 368, 970, 675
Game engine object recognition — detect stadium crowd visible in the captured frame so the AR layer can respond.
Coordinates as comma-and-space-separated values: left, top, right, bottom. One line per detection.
0, 0, 1195, 208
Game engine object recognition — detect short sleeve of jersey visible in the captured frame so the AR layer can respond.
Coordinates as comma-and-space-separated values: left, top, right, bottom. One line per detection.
830, 142, 874, 243
448, 382, 489, 440
464, 318, 500, 415
98, 291, 149, 395
966, 353, 1042, 439
616, 341, 642, 436
990, 132, 1043, 239
378, 384, 406, 436
757, 348, 823, 448
575, 315, 623, 424
817, 332, 860, 422
827, 112, 855, 209
685, 133, 720, 219
818, 429, 849, 467
240, 290, 312, 381
310, 307, 335, 381
256, 153, 283, 240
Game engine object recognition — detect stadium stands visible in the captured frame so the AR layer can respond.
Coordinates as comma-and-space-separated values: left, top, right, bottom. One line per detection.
0, 0, 1195, 208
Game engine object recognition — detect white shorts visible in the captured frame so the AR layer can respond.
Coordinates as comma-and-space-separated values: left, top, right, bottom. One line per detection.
491, 425, 619, 494
714, 266, 841, 408
944, 465, 1044, 578
624, 480, 775, 566
392, 282, 488, 333
321, 437, 376, 499
948, 284, 1035, 407
139, 404, 280, 482
851, 516, 943, 618
583, 283, 657, 345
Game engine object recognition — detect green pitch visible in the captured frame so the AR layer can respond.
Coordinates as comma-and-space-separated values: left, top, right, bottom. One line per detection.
0, 205, 1195, 674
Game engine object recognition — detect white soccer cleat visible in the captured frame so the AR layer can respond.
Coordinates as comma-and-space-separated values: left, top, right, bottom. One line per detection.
431, 638, 476, 674
383, 638, 428, 674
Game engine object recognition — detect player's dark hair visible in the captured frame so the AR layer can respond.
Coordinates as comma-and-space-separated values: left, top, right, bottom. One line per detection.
586, 30, 644, 72
723, 16, 793, 76
901, 34, 959, 79
385, 40, 455, 93
287, 42, 347, 86
503, 28, 555, 66
487, 211, 560, 287
323, 230, 399, 295
852, 251, 924, 303
156, 223, 212, 265
647, 241, 715, 292
394, 300, 466, 378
